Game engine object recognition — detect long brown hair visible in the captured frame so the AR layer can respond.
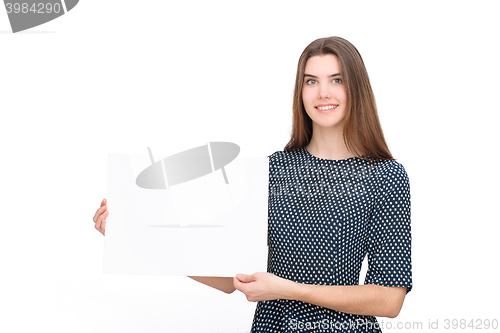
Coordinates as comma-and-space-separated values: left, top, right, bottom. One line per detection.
284, 36, 394, 161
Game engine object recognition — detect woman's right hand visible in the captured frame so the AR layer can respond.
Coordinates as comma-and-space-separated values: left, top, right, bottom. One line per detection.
93, 198, 108, 236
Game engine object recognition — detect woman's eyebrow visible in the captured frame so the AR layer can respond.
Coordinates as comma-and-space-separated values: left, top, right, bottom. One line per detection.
304, 73, 341, 78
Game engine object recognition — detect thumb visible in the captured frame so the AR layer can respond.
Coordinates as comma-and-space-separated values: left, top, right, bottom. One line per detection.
236, 273, 255, 283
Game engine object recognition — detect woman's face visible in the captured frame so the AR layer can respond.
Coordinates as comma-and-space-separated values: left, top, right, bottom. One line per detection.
302, 54, 347, 133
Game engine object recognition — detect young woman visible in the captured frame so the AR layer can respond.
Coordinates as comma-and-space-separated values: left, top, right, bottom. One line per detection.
94, 36, 412, 332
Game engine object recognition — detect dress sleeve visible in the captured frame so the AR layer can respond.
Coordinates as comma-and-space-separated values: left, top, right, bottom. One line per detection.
364, 161, 412, 294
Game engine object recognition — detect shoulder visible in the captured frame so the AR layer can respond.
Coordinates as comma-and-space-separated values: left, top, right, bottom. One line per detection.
374, 159, 409, 181
369, 160, 411, 213
371, 159, 410, 193
267, 148, 305, 164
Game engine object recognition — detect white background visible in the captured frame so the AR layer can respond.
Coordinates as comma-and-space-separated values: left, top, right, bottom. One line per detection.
1, 1, 499, 332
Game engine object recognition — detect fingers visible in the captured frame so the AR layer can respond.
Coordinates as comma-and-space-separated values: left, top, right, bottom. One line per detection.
234, 275, 258, 302
234, 273, 256, 296
93, 199, 108, 223
236, 273, 255, 283
95, 210, 108, 235
233, 276, 245, 293
93, 199, 108, 236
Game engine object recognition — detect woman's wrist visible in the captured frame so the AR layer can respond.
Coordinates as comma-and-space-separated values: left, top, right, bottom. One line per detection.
281, 278, 307, 301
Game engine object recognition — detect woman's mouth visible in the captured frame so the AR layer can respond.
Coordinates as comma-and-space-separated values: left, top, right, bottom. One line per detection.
315, 105, 338, 113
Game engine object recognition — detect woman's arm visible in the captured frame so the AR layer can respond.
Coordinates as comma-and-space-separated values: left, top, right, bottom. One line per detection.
188, 276, 237, 294
291, 281, 407, 318
234, 272, 407, 318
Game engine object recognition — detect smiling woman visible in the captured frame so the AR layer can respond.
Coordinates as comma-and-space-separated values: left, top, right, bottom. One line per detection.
286, 36, 393, 162
302, 54, 348, 139
93, 36, 412, 333
232, 36, 412, 333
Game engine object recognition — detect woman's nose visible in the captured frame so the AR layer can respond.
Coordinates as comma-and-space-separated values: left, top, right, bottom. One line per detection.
317, 84, 331, 99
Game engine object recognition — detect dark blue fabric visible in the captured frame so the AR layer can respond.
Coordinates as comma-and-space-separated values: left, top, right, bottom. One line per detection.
251, 147, 412, 333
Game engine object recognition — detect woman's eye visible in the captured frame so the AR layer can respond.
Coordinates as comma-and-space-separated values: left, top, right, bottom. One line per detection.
333, 78, 343, 84
306, 79, 317, 85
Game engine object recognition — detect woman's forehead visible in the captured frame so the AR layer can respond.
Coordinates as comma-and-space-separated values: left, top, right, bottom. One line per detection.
304, 54, 341, 74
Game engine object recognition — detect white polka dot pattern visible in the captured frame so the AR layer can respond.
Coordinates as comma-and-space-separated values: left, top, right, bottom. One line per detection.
251, 147, 412, 332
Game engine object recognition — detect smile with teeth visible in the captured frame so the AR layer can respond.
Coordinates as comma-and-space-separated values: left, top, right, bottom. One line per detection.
316, 105, 338, 111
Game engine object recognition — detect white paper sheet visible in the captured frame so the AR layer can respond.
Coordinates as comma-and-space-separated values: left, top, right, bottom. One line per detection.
103, 148, 269, 277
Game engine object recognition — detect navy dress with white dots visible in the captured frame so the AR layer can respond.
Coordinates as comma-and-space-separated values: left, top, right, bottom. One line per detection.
251, 147, 412, 333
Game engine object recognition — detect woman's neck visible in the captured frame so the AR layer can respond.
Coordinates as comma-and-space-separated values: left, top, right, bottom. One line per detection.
306, 125, 356, 160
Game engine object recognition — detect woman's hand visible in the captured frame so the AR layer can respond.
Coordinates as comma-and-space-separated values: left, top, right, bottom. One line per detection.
93, 198, 108, 236
234, 272, 296, 302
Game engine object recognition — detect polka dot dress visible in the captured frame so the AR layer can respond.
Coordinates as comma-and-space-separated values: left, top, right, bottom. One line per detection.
251, 147, 412, 333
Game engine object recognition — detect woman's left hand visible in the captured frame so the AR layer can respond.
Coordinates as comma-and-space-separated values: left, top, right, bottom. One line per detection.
234, 272, 295, 302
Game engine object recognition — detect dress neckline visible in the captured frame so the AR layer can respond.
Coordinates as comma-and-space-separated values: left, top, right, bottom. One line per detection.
302, 146, 360, 162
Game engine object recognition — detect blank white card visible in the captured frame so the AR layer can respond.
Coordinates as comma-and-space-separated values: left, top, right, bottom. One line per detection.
103, 147, 269, 277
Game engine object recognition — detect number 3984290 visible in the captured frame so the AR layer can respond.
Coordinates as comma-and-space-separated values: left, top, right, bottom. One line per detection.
5, 2, 62, 14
